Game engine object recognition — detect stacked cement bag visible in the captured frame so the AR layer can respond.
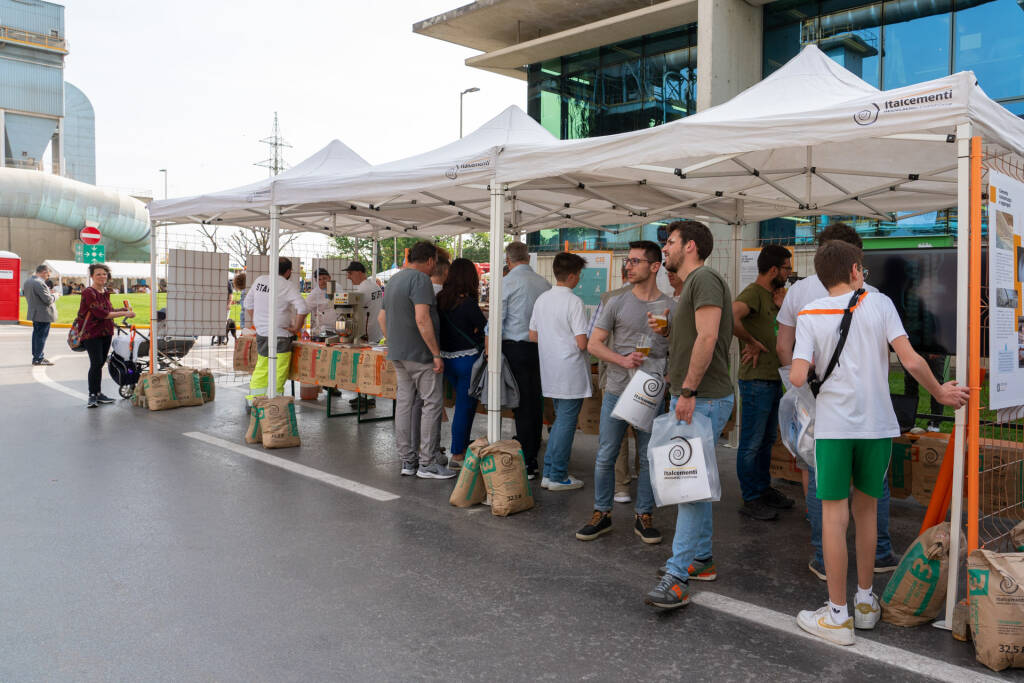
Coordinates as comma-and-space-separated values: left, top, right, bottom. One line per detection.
233, 334, 258, 373
135, 370, 214, 411
448, 439, 534, 515
967, 520, 1024, 671
245, 396, 301, 449
449, 438, 490, 508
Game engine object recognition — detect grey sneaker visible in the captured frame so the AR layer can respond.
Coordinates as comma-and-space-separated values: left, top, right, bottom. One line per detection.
400, 463, 417, 476
87, 394, 98, 408
416, 463, 457, 479
644, 573, 689, 609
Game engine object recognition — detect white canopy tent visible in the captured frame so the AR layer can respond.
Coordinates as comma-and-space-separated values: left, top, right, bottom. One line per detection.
43, 259, 166, 293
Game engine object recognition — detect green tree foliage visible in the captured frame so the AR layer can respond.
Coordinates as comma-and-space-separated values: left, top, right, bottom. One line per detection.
332, 232, 508, 270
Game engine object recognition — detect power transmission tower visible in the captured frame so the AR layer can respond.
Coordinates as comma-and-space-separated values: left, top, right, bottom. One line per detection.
255, 112, 292, 176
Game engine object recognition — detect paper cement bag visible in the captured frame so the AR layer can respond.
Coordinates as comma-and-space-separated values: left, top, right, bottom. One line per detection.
170, 368, 204, 407
258, 396, 301, 449
233, 335, 258, 372
131, 377, 147, 408
610, 370, 664, 433
479, 440, 534, 516
143, 372, 180, 411
647, 411, 720, 507
198, 369, 216, 402
881, 522, 964, 626
969, 548, 1024, 671
449, 438, 489, 508
1011, 521, 1024, 553
245, 403, 263, 444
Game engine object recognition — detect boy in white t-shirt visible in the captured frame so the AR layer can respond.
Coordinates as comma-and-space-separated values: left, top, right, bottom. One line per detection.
529, 252, 591, 491
791, 241, 968, 646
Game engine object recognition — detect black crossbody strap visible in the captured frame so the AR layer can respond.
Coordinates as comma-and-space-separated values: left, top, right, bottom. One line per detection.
809, 289, 865, 398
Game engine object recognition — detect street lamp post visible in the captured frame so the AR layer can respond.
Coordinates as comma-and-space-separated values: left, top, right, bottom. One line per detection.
159, 168, 168, 262
459, 88, 479, 258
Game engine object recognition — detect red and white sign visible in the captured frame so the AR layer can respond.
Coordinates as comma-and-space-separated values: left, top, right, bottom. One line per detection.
80, 225, 102, 245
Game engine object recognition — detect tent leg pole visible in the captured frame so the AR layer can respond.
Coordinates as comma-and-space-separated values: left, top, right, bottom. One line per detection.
937, 121, 972, 631
486, 186, 505, 443
372, 230, 379, 277
267, 205, 279, 399
149, 220, 157, 373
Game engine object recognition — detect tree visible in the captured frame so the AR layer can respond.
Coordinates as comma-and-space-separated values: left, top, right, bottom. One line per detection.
227, 226, 300, 266
332, 232, 512, 272
196, 224, 223, 252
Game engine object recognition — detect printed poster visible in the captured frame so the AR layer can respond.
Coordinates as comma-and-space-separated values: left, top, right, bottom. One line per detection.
987, 171, 1024, 410
571, 250, 612, 307
739, 246, 794, 292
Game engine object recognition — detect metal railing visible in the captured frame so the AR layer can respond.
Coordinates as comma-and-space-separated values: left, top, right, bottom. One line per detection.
0, 25, 67, 53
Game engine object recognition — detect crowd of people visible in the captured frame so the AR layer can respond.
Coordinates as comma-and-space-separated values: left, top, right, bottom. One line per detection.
372, 219, 969, 646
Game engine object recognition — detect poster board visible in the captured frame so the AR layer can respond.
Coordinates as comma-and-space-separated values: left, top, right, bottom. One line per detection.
570, 250, 612, 307
739, 246, 795, 292
987, 171, 1024, 410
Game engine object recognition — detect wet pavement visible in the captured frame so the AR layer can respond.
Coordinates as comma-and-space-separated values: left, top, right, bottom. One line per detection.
0, 324, 1016, 681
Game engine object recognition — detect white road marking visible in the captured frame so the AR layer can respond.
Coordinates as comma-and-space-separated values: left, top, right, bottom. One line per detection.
31, 356, 89, 401
183, 431, 400, 502
691, 592, 1002, 683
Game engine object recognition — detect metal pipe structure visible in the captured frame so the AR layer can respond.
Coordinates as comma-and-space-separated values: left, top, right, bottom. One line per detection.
486, 185, 505, 442
149, 218, 157, 374
939, 121, 972, 630
267, 204, 279, 399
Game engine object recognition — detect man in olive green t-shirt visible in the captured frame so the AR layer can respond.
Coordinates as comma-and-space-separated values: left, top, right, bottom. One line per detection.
644, 221, 736, 611
732, 245, 794, 522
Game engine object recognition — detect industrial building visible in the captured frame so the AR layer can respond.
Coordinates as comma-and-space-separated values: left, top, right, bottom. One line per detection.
0, 0, 148, 284
415, 0, 1024, 249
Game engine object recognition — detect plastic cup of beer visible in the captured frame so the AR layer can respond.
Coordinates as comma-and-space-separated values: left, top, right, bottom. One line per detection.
636, 333, 652, 357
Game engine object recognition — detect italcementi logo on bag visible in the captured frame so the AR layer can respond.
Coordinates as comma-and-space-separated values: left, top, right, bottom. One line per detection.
659, 436, 698, 479
445, 156, 492, 180
631, 377, 664, 409
853, 85, 954, 126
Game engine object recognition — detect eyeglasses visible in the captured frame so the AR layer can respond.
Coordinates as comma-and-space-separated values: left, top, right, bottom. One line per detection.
858, 264, 870, 280
624, 258, 656, 266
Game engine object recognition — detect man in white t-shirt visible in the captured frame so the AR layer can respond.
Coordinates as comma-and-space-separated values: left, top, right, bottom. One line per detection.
529, 252, 590, 491
306, 268, 338, 336
244, 257, 309, 401
791, 240, 968, 646
344, 261, 383, 342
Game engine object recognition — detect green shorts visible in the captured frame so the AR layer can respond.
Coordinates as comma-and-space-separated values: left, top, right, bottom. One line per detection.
814, 438, 892, 500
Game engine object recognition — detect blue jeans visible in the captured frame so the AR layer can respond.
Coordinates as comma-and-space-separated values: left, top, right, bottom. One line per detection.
737, 380, 783, 502
807, 466, 894, 565
594, 392, 654, 514
665, 393, 735, 582
543, 397, 583, 482
442, 353, 479, 456
31, 321, 51, 362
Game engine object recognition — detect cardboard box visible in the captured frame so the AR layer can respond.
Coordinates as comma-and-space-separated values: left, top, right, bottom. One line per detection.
889, 436, 914, 499
912, 435, 949, 504
769, 437, 802, 484
338, 349, 359, 392
379, 360, 398, 399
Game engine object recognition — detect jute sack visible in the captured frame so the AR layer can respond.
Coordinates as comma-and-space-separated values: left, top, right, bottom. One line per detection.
881, 522, 964, 626
449, 438, 489, 508
478, 439, 533, 516
170, 368, 204, 407
968, 548, 1024, 671
143, 372, 180, 411
198, 369, 215, 402
259, 396, 301, 449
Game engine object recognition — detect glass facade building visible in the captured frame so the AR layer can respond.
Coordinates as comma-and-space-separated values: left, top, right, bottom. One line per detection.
526, 25, 697, 250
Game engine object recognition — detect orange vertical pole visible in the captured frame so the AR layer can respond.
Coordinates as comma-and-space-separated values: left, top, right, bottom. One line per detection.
564, 240, 569, 251
919, 435, 956, 535
967, 136, 983, 552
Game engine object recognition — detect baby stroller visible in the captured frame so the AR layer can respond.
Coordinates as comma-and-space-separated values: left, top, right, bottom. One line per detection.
108, 312, 197, 398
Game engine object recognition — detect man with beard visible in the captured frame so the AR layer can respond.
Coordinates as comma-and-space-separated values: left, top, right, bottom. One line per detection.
732, 245, 794, 521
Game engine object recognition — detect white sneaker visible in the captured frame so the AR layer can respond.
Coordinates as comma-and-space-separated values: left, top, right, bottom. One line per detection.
547, 475, 584, 491
854, 594, 881, 630
541, 477, 551, 489
796, 605, 854, 646
614, 491, 632, 503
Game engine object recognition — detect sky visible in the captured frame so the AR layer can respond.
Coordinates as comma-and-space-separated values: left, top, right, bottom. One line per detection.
60, 0, 526, 200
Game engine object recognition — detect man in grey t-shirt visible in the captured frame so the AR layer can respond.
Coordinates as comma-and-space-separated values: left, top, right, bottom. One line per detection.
575, 241, 673, 546
380, 241, 455, 480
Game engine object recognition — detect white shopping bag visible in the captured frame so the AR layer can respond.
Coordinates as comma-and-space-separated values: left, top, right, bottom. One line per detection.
777, 367, 816, 467
647, 411, 720, 506
610, 370, 664, 433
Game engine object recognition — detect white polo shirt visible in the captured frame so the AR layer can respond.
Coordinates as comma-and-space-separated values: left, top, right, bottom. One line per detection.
244, 274, 308, 338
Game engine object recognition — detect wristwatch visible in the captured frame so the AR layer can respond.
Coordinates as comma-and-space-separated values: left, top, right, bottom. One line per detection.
680, 387, 697, 398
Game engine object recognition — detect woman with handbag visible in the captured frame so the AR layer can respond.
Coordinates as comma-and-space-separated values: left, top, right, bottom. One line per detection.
438, 258, 486, 468
75, 263, 136, 408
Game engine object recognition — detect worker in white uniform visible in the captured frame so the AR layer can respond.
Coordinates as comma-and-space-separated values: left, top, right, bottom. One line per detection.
306, 267, 339, 337
344, 261, 383, 343
244, 257, 309, 401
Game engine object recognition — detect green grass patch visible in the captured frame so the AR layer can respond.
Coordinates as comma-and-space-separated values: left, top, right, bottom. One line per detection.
20, 293, 167, 326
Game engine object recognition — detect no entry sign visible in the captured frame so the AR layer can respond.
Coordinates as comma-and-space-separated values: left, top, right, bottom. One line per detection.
80, 225, 102, 245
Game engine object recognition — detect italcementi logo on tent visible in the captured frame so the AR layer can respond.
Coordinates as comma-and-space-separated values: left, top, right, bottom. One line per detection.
445, 156, 492, 180
853, 85, 954, 126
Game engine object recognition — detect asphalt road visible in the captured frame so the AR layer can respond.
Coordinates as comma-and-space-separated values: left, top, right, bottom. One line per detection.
0, 324, 1015, 682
